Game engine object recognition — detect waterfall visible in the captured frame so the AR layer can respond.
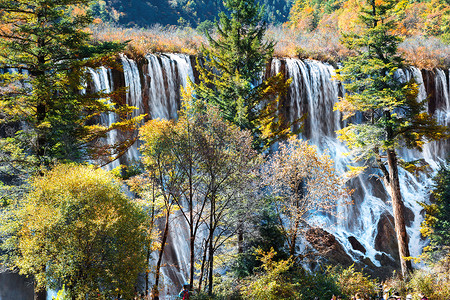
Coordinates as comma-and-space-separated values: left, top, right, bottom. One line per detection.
120, 55, 143, 163
113, 55, 448, 293
119, 53, 196, 294
87, 67, 120, 170
282, 61, 449, 268
1, 55, 440, 299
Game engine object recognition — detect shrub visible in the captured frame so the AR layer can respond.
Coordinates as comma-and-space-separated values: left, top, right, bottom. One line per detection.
328, 265, 379, 299
240, 249, 299, 300
296, 269, 341, 300
407, 254, 450, 300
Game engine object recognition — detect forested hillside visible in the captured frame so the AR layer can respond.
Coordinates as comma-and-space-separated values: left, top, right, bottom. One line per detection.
288, 0, 450, 43
91, 0, 294, 27
91, 0, 449, 45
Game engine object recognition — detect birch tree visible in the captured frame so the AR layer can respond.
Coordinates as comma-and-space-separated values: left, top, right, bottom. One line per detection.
138, 98, 260, 297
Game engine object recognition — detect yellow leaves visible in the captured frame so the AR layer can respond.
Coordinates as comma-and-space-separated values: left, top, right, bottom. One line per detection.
6, 163, 149, 297
36, 121, 51, 129
334, 96, 357, 119
343, 165, 368, 180
336, 127, 356, 145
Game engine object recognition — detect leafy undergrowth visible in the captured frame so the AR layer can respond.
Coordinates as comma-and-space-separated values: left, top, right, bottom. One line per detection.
188, 251, 450, 300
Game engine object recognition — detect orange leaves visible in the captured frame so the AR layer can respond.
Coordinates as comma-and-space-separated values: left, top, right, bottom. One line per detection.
374, 0, 387, 7
261, 137, 351, 231
399, 44, 446, 70
91, 24, 206, 57
334, 96, 357, 120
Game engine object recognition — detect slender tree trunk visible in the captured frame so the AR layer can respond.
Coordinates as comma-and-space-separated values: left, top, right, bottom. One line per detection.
386, 149, 413, 278
154, 209, 170, 298
208, 197, 215, 296
198, 238, 209, 291
290, 217, 300, 257
237, 221, 243, 253
35, 8, 48, 164
189, 171, 195, 289
145, 246, 151, 297
147, 177, 157, 297
189, 223, 194, 289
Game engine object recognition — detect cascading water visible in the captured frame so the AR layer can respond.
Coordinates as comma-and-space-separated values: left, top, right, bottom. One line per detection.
70, 55, 195, 297
281, 60, 449, 270
3, 55, 446, 299
122, 54, 195, 295
120, 55, 143, 163
87, 67, 120, 170
115, 55, 448, 293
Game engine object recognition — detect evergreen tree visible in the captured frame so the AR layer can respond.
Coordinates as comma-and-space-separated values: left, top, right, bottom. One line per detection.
421, 161, 450, 253
335, 0, 449, 278
0, 0, 140, 174
0, 1, 142, 297
195, 0, 295, 150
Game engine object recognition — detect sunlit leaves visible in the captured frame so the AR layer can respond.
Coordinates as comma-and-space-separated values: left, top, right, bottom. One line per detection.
261, 138, 350, 255
0, 0, 129, 171
420, 162, 450, 251
0, 164, 148, 299
335, 0, 448, 169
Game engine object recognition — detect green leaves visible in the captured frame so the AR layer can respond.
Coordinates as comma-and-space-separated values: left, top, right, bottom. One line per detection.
0, 0, 129, 170
335, 0, 448, 165
421, 162, 450, 250
195, 0, 296, 150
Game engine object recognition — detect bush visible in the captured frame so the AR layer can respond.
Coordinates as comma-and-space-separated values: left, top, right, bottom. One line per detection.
0, 164, 148, 299
239, 249, 341, 300
406, 254, 450, 300
240, 249, 299, 300
296, 269, 341, 300
328, 265, 379, 299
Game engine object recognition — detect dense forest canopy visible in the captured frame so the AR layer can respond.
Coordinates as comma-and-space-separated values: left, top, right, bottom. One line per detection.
91, 0, 294, 27
91, 0, 450, 45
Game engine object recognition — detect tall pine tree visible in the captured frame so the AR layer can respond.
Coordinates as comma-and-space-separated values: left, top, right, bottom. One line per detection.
335, 0, 449, 277
0, 1, 142, 298
0, 0, 140, 174
195, 0, 296, 150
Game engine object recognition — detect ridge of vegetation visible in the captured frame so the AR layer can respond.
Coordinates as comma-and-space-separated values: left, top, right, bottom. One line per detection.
91, 24, 450, 69
89, 0, 450, 69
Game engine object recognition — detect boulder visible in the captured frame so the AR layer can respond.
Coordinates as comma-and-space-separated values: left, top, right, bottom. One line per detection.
374, 213, 399, 262
305, 227, 354, 267
348, 236, 367, 254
